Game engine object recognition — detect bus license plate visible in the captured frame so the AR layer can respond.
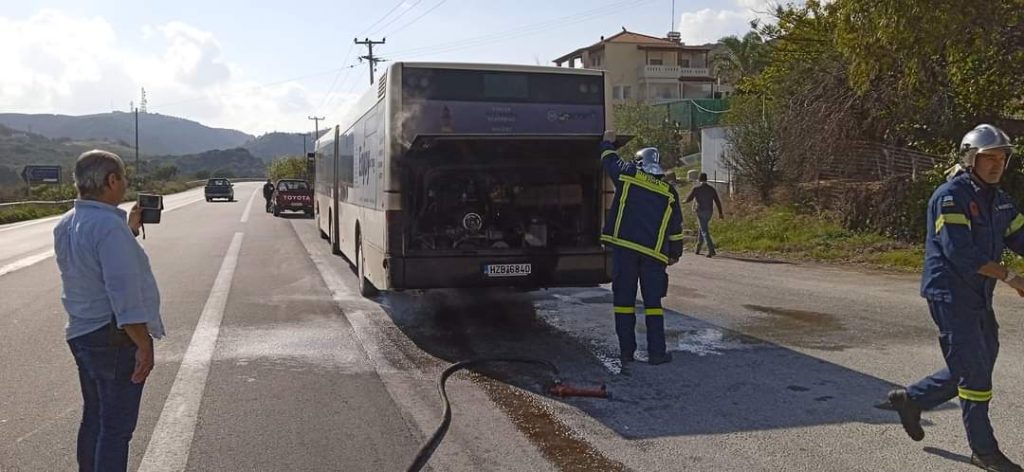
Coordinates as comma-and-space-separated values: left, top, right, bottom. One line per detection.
484, 263, 532, 277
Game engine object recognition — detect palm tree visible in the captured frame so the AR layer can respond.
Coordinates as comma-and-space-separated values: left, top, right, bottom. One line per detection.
712, 31, 769, 87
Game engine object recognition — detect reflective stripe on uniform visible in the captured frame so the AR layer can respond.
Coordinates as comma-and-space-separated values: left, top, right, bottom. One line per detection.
669, 233, 685, 241
1006, 214, 1024, 237
645, 307, 664, 316
600, 234, 670, 264
612, 182, 631, 237
654, 203, 673, 255
614, 306, 635, 314
958, 387, 992, 402
601, 150, 617, 160
935, 213, 971, 234
619, 174, 674, 199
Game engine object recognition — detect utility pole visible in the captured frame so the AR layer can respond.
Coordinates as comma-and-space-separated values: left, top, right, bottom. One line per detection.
308, 116, 325, 144
308, 116, 325, 182
354, 37, 386, 85
134, 106, 140, 185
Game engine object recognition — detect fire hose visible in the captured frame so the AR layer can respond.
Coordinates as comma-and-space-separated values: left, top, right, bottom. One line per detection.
405, 358, 609, 472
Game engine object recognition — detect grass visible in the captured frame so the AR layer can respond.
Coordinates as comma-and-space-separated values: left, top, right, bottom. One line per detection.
688, 204, 926, 272
0, 204, 71, 225
0, 180, 204, 226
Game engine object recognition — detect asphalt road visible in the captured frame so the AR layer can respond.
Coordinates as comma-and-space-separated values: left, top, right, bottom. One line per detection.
1, 184, 1023, 471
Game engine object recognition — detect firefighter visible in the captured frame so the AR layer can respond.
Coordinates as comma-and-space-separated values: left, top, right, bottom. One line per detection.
263, 178, 275, 213
888, 124, 1024, 472
600, 130, 684, 365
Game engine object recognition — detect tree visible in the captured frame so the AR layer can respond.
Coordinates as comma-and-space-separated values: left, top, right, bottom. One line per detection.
712, 31, 769, 90
613, 102, 683, 171
151, 164, 179, 181
723, 95, 782, 202
267, 156, 308, 181
194, 170, 211, 180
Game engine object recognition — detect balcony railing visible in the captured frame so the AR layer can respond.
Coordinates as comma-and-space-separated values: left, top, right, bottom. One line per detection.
638, 65, 710, 80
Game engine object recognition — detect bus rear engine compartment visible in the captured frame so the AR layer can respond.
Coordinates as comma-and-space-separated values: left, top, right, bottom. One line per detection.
406, 139, 602, 253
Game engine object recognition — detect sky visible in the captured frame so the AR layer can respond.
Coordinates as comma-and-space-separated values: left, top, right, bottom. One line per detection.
0, 0, 786, 136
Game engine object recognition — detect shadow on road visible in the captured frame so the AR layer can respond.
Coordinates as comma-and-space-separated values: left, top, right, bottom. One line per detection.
923, 447, 973, 466
276, 213, 314, 219
377, 287, 906, 439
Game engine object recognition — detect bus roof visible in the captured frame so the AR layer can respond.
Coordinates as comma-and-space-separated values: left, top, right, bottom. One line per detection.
393, 61, 605, 77
316, 61, 608, 149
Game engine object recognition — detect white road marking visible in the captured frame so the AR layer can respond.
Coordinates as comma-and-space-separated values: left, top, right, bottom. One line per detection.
0, 250, 55, 278
293, 220, 494, 471
0, 215, 63, 233
239, 188, 259, 223
0, 194, 207, 279
137, 232, 245, 472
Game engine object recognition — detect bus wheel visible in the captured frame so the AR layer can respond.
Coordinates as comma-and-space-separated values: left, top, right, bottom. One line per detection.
356, 236, 379, 298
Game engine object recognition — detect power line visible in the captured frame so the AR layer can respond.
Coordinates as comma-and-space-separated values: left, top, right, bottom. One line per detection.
358, 0, 406, 36
385, 0, 648, 58
381, 0, 450, 38
317, 43, 355, 113
150, 64, 358, 110
319, 0, 412, 114
389, 0, 654, 60
366, 0, 425, 37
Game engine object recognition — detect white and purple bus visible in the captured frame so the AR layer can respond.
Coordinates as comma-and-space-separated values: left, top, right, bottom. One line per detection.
314, 62, 614, 296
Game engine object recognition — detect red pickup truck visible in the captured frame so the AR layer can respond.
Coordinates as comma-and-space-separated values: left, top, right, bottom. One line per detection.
271, 179, 313, 217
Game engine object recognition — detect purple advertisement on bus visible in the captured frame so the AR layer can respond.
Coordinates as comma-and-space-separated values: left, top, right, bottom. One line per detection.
401, 100, 604, 141
399, 67, 606, 143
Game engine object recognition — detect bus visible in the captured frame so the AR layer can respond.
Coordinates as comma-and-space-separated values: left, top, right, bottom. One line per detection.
314, 62, 614, 297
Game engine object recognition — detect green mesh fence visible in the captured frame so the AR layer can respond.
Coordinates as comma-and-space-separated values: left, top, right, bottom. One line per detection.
657, 99, 730, 131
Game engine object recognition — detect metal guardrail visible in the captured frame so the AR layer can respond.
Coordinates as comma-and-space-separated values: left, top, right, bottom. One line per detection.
0, 177, 268, 211
0, 200, 74, 210
184, 177, 268, 185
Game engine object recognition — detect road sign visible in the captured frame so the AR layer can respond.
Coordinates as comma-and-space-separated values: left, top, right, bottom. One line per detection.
21, 165, 63, 185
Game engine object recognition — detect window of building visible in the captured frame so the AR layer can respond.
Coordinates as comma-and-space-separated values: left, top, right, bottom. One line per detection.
648, 58, 663, 66
680, 58, 691, 68
613, 85, 632, 100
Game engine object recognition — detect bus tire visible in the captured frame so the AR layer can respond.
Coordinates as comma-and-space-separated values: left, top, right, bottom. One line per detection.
356, 234, 379, 298
329, 210, 341, 255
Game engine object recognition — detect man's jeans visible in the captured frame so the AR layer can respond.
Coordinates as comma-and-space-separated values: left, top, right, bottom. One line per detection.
68, 325, 145, 472
695, 211, 716, 254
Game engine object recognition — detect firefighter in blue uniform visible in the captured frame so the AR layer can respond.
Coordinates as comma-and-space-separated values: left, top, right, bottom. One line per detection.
888, 124, 1024, 472
600, 130, 684, 365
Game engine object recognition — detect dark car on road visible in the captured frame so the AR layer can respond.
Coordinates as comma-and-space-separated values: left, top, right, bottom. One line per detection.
272, 179, 313, 217
204, 178, 234, 202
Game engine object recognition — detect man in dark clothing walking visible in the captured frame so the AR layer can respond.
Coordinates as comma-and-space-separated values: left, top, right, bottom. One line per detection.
685, 173, 724, 257
262, 179, 275, 213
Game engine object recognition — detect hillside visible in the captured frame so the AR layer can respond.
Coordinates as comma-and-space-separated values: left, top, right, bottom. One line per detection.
244, 131, 310, 162
147, 148, 267, 179
0, 112, 254, 156
0, 125, 265, 187
0, 125, 136, 186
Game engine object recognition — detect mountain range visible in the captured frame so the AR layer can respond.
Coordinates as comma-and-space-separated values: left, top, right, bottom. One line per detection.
0, 112, 313, 161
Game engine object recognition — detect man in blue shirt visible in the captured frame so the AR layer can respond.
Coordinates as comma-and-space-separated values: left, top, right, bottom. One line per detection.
54, 150, 164, 472
887, 125, 1024, 472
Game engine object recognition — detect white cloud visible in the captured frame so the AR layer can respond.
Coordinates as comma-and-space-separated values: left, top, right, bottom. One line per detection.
677, 9, 759, 45
676, 1, 795, 45
0, 9, 321, 134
